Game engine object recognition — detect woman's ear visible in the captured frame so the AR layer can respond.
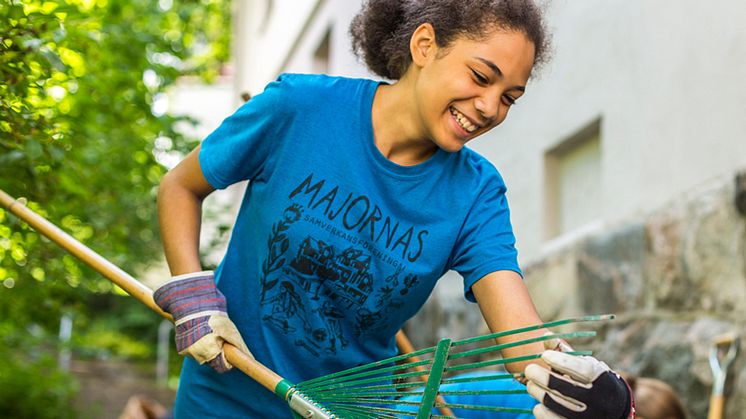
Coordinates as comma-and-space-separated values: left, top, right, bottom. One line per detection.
410, 23, 437, 67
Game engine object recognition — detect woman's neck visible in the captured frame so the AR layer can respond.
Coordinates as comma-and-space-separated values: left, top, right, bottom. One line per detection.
371, 76, 438, 166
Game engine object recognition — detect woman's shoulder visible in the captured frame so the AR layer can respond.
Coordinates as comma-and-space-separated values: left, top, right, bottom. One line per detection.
451, 147, 507, 192
269, 73, 378, 101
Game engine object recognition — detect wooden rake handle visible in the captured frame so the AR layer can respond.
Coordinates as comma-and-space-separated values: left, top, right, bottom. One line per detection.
0, 189, 284, 394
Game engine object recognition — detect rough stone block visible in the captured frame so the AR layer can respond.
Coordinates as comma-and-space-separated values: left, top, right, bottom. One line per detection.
576, 223, 646, 313
524, 248, 580, 320
646, 179, 746, 314
645, 206, 693, 309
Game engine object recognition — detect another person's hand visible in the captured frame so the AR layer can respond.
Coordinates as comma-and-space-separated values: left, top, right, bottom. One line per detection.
154, 271, 252, 373
525, 351, 635, 419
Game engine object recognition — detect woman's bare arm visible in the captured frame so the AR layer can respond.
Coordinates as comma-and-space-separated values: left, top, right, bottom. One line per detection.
157, 145, 215, 275
472, 270, 548, 374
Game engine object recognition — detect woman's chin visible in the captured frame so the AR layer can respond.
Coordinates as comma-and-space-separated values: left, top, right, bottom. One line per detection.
437, 138, 467, 153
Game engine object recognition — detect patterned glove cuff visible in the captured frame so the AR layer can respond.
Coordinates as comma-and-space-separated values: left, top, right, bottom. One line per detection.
160, 270, 215, 287
153, 270, 225, 317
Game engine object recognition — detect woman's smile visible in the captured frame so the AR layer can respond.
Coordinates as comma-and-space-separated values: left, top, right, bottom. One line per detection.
449, 106, 480, 134
448, 107, 477, 142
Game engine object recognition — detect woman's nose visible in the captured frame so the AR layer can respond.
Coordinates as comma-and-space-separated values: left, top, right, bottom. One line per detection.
475, 95, 500, 122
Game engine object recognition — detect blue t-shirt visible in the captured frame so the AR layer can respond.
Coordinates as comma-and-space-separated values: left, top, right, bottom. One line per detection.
174, 73, 522, 418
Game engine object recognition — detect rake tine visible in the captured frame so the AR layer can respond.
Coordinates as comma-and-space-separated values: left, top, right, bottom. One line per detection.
309, 381, 428, 401
309, 375, 429, 400
328, 403, 416, 418
415, 339, 453, 418
449, 314, 613, 348
316, 390, 427, 400
328, 372, 523, 394
299, 360, 432, 391
448, 331, 597, 360
299, 347, 437, 388
434, 403, 534, 414
299, 367, 430, 393
318, 379, 427, 393
440, 372, 520, 384
438, 389, 528, 397
327, 395, 425, 405
397, 330, 457, 417
446, 350, 593, 373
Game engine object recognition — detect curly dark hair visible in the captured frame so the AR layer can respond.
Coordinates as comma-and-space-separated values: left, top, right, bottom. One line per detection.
349, 0, 551, 80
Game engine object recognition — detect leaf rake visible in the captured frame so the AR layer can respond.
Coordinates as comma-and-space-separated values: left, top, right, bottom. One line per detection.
287, 315, 608, 418
0, 189, 611, 418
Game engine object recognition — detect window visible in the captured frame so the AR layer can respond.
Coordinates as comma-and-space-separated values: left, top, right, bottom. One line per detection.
544, 119, 602, 239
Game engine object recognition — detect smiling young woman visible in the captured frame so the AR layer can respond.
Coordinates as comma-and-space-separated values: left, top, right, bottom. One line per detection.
155, 1, 634, 418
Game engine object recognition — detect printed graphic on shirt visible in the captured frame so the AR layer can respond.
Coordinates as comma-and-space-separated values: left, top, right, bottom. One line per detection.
259, 173, 426, 356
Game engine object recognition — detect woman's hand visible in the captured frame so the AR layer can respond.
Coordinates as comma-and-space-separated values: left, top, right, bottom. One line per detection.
525, 351, 635, 419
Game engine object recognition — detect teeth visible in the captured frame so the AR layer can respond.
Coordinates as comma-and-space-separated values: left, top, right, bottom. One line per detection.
450, 107, 477, 133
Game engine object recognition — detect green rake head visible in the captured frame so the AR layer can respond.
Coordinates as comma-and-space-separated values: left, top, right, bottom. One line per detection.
280, 314, 613, 419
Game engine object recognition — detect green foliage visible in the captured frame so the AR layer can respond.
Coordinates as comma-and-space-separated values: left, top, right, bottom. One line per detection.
0, 354, 79, 419
76, 327, 153, 359
0, 0, 231, 413
74, 293, 165, 359
0, 326, 80, 419
0, 0, 230, 323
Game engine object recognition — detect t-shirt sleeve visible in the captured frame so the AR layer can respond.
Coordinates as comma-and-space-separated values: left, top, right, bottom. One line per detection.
199, 75, 294, 189
449, 183, 523, 303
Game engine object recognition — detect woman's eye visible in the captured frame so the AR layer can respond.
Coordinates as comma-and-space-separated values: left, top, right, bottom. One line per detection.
471, 69, 489, 85
502, 95, 516, 106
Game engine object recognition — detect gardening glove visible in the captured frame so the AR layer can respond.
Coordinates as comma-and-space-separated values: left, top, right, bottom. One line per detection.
153, 271, 252, 373
516, 331, 574, 385
525, 351, 635, 419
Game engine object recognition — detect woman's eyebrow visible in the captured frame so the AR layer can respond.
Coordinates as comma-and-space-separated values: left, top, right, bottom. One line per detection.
475, 57, 503, 77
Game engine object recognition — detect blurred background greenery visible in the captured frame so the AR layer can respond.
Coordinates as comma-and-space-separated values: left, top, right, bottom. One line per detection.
1, 0, 231, 416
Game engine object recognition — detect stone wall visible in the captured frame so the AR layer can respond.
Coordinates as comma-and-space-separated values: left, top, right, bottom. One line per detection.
406, 169, 746, 418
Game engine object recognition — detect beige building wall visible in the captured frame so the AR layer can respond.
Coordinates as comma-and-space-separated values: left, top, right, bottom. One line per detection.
233, 0, 372, 98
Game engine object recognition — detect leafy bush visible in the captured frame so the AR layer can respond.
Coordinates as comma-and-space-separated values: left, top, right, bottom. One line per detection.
0, 0, 229, 410
0, 330, 80, 419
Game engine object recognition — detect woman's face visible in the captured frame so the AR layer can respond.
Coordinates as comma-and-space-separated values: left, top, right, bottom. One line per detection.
413, 27, 535, 152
